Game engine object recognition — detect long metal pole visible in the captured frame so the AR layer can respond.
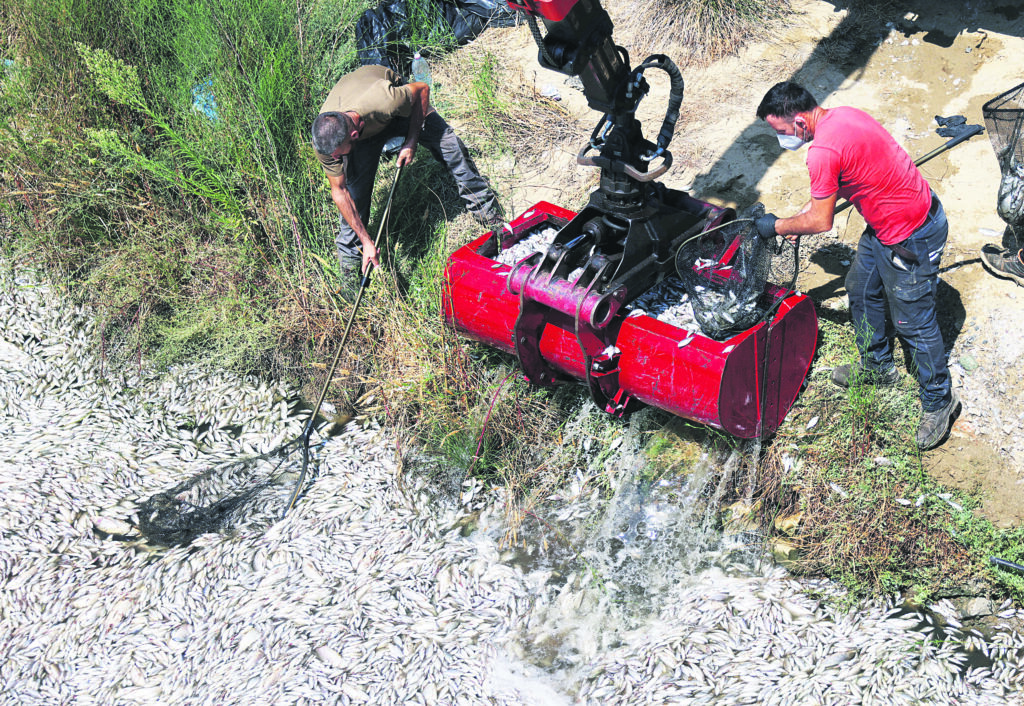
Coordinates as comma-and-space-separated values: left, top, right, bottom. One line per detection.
282, 165, 404, 518
990, 556, 1024, 573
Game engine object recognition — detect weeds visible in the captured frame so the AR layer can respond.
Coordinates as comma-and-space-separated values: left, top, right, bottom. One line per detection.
753, 318, 1022, 602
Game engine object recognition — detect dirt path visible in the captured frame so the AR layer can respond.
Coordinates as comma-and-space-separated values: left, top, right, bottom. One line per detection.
469, 0, 1024, 527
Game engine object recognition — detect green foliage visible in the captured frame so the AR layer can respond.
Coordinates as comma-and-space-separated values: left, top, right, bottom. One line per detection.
467, 52, 507, 149
2, 0, 377, 370
755, 318, 1023, 603
406, 0, 460, 55
74, 42, 145, 109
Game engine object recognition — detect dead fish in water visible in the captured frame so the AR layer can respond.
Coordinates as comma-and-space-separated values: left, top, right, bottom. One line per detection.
92, 516, 138, 538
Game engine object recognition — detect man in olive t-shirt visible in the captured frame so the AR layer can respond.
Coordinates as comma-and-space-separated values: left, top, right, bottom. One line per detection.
311, 65, 502, 283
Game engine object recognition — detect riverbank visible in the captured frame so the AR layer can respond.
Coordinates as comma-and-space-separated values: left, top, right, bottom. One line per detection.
3, 0, 1023, 653
3, 268, 1024, 704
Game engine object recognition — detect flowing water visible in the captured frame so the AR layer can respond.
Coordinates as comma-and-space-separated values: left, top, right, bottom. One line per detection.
2, 268, 1023, 705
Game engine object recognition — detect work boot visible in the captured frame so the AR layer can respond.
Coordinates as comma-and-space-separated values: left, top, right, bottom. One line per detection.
472, 202, 505, 229
336, 254, 362, 302
980, 244, 1024, 286
916, 391, 961, 451
831, 362, 900, 388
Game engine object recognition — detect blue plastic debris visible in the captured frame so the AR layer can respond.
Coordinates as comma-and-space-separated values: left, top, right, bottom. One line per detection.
191, 79, 218, 121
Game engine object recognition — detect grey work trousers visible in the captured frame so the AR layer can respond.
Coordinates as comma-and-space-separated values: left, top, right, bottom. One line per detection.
336, 111, 498, 259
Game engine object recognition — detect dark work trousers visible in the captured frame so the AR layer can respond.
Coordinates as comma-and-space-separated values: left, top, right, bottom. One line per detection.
336, 111, 499, 260
845, 193, 951, 412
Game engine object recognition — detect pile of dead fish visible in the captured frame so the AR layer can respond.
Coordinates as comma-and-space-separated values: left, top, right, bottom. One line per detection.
571, 569, 1024, 704
997, 153, 1024, 225
495, 225, 560, 267
0, 271, 534, 704
626, 277, 701, 334
2, 268, 1024, 705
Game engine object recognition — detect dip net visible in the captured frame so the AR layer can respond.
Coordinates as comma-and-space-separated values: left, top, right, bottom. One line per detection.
136, 439, 312, 545
983, 81, 1024, 226
673, 204, 778, 340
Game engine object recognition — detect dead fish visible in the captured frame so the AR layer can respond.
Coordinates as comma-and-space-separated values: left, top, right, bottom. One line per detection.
92, 516, 136, 537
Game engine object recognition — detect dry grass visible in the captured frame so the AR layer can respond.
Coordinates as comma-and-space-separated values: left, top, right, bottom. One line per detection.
613, 0, 792, 68
430, 39, 593, 217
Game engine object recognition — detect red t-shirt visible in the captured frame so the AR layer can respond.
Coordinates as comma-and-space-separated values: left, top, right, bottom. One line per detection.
807, 107, 931, 245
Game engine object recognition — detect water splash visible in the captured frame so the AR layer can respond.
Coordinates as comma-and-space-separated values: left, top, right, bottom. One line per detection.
502, 410, 766, 675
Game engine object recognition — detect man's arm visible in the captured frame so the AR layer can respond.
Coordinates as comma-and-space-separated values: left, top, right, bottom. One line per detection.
774, 193, 838, 243
328, 171, 378, 272
397, 82, 431, 167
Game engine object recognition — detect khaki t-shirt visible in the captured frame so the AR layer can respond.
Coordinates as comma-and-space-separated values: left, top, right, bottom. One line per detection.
315, 65, 414, 176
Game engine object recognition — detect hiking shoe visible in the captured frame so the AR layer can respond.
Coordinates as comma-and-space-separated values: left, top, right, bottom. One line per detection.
472, 203, 506, 229
980, 244, 1024, 286
336, 255, 362, 301
831, 363, 900, 388
916, 391, 962, 451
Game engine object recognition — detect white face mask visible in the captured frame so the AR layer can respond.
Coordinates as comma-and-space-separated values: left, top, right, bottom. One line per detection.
777, 133, 806, 151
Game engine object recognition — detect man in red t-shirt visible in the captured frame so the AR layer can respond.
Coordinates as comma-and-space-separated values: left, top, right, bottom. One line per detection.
754, 81, 960, 451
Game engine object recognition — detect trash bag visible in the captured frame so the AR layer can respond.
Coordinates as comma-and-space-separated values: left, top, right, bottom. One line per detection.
674, 204, 774, 340
356, 0, 518, 73
983, 82, 1024, 226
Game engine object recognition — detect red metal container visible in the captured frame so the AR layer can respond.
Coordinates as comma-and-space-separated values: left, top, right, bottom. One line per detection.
506, 0, 578, 21
442, 202, 818, 438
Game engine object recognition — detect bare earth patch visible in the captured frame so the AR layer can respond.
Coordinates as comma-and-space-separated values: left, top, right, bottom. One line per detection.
467, 0, 1024, 527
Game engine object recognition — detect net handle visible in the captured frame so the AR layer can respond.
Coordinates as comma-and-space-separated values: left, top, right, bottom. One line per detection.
281, 165, 404, 518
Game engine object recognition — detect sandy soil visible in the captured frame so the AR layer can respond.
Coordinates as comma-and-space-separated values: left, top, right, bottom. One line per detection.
462, 0, 1024, 528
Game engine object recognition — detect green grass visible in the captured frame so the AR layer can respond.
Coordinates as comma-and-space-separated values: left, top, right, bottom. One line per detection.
753, 318, 1024, 602
2, 0, 1020, 606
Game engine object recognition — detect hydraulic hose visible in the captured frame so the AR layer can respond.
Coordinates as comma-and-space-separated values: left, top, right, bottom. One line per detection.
631, 54, 684, 156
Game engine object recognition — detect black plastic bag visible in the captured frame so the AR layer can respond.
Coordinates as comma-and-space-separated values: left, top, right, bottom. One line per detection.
355, 0, 518, 73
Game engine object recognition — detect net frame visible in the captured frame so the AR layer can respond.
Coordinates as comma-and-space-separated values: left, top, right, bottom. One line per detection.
983, 81, 1024, 168
674, 205, 775, 340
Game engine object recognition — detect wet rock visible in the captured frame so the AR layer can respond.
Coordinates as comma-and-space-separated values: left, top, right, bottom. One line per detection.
721, 500, 759, 534
769, 537, 800, 568
960, 597, 994, 619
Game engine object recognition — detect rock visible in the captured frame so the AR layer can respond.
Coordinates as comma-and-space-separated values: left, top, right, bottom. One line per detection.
769, 537, 800, 568
564, 75, 584, 91
959, 354, 979, 372
961, 598, 994, 619
722, 500, 759, 534
773, 511, 803, 536
539, 84, 561, 101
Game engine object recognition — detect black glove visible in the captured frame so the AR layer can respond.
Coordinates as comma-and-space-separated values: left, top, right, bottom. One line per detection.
755, 214, 778, 240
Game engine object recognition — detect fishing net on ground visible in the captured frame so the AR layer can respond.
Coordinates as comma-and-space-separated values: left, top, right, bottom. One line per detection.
983, 81, 1024, 227
673, 203, 780, 340
135, 434, 325, 546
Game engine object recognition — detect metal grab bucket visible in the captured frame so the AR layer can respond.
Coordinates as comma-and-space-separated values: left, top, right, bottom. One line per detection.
442, 202, 818, 438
